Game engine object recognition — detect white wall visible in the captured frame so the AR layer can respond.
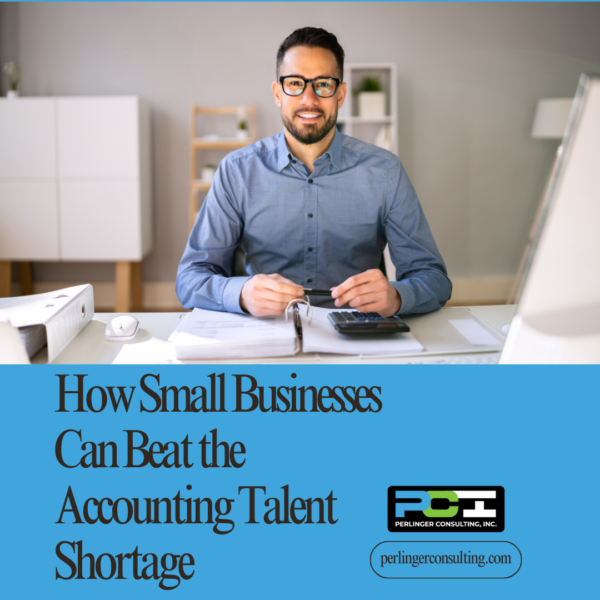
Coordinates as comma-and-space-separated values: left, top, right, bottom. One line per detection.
0, 3, 19, 91
3, 2, 600, 292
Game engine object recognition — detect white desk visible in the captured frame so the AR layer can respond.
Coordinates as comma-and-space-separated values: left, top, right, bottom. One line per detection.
38, 305, 516, 365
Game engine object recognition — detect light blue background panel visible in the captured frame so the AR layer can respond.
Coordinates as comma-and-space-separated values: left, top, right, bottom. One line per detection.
1, 365, 598, 598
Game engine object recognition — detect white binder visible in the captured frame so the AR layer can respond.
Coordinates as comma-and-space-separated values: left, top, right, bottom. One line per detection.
0, 284, 94, 364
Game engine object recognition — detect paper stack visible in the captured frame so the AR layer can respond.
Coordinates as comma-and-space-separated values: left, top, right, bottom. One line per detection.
300, 306, 424, 356
0, 284, 94, 364
17, 324, 48, 359
168, 308, 299, 360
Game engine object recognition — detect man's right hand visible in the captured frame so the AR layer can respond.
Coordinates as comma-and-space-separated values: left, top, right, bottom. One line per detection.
240, 274, 304, 317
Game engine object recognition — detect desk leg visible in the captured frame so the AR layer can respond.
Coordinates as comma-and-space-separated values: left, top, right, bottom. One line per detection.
115, 262, 132, 312
18, 262, 33, 296
0, 261, 11, 298
131, 261, 143, 311
115, 261, 143, 312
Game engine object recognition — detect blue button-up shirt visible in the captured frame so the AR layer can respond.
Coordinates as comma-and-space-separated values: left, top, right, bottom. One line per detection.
176, 128, 452, 315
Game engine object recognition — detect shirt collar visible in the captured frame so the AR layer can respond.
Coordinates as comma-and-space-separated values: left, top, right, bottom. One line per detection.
275, 127, 343, 172
324, 126, 343, 171
276, 129, 293, 172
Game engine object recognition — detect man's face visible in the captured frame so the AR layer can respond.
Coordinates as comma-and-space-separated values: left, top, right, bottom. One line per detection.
273, 46, 347, 145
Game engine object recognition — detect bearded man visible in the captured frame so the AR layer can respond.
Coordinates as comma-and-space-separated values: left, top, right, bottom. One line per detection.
177, 27, 452, 317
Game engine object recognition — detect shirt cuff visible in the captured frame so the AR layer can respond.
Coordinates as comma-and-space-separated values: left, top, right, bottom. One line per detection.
222, 276, 252, 314
391, 282, 415, 316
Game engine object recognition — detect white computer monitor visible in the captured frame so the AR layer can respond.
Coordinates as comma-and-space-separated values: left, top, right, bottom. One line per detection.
501, 73, 600, 364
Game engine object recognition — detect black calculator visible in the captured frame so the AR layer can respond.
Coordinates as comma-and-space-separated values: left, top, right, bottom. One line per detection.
327, 311, 410, 334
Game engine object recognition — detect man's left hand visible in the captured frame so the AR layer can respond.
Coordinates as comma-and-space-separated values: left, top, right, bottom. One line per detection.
331, 269, 401, 317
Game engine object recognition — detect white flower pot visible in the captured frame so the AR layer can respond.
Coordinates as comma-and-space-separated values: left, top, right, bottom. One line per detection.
201, 167, 216, 183
6, 90, 19, 100
358, 91, 386, 118
236, 130, 249, 141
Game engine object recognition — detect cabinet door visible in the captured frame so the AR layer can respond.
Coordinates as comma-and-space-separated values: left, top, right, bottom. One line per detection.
0, 99, 56, 178
0, 181, 60, 260
59, 181, 142, 260
57, 97, 139, 178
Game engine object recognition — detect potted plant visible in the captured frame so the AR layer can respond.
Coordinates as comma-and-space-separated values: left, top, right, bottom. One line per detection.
357, 76, 386, 118
236, 119, 249, 140
236, 105, 249, 140
201, 164, 217, 183
3, 62, 19, 99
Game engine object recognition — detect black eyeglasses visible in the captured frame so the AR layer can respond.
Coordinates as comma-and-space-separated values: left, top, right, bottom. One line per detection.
279, 76, 341, 98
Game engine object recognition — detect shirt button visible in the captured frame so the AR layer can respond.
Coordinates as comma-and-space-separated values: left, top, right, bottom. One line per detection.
307, 279, 313, 284
308, 213, 313, 218
308, 179, 313, 184
308, 247, 313, 252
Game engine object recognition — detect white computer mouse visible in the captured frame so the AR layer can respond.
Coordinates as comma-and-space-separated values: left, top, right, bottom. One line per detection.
104, 315, 139, 341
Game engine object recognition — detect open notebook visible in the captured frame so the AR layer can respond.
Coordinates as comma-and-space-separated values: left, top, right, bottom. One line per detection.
168, 306, 423, 360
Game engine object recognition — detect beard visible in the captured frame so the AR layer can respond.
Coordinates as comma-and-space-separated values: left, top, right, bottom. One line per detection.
282, 107, 338, 145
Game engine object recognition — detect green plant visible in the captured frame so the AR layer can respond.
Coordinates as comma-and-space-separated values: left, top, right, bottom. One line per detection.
204, 164, 216, 170
359, 76, 382, 93
238, 120, 247, 131
3, 62, 19, 91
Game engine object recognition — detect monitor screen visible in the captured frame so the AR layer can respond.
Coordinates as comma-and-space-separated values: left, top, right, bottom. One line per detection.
501, 73, 600, 363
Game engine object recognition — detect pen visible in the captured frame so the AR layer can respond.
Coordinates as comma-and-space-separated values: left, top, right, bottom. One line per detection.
303, 288, 333, 297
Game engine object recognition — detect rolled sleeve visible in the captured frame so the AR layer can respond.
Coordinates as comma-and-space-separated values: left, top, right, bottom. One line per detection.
384, 158, 453, 314
391, 281, 416, 316
222, 275, 252, 314
175, 158, 246, 312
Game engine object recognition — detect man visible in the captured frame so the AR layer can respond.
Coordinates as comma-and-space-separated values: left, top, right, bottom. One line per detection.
176, 27, 451, 317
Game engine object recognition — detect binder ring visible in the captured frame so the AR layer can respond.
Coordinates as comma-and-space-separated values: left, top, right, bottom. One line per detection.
285, 297, 312, 325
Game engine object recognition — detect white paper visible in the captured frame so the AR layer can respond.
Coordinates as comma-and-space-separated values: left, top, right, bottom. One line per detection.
112, 337, 176, 364
449, 319, 499, 346
300, 306, 424, 356
168, 308, 299, 359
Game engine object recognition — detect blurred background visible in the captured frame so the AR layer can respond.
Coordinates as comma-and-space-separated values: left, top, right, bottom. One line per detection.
1, 2, 599, 310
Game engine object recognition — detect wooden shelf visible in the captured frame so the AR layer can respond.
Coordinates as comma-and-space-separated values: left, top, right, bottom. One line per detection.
192, 179, 212, 191
192, 138, 255, 150
189, 103, 257, 231
337, 115, 393, 124
340, 63, 397, 154
194, 107, 242, 115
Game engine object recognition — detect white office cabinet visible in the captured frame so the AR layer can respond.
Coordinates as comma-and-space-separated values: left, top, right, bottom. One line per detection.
60, 180, 141, 260
0, 96, 152, 261
0, 181, 60, 259
58, 98, 139, 178
0, 99, 57, 178
0, 96, 152, 310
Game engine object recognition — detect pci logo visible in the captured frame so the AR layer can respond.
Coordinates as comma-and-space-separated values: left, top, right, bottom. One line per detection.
388, 486, 505, 532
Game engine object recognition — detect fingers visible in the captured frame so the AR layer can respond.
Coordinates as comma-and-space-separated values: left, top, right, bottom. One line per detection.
330, 269, 401, 317
242, 294, 291, 317
252, 285, 298, 303
338, 286, 386, 312
247, 300, 291, 317
262, 274, 304, 297
332, 269, 386, 307
240, 273, 304, 317
331, 269, 380, 299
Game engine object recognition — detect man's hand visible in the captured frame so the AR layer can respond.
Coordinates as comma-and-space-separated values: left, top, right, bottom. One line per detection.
240, 274, 304, 317
331, 269, 401, 317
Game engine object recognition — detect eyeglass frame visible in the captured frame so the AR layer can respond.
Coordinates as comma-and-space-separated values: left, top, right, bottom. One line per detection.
279, 75, 342, 98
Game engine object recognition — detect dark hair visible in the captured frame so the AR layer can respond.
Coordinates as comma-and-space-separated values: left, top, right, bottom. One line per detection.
276, 27, 345, 80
